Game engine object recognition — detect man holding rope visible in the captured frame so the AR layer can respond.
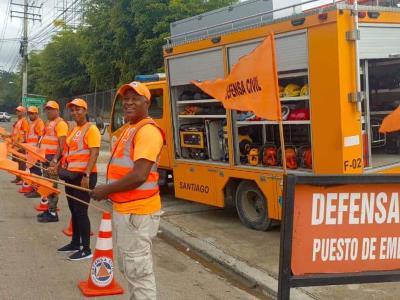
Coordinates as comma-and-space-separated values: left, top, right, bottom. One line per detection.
37, 101, 69, 223
25, 106, 45, 198
91, 81, 164, 300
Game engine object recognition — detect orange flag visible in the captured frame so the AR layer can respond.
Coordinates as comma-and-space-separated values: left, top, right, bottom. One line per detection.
19, 143, 47, 163
379, 106, 400, 133
192, 33, 281, 121
8, 147, 26, 160
0, 159, 59, 198
0, 143, 7, 160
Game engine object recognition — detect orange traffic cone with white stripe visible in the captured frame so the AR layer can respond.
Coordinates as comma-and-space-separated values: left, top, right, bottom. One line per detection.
19, 182, 33, 193
35, 198, 48, 211
78, 212, 124, 297
63, 218, 94, 237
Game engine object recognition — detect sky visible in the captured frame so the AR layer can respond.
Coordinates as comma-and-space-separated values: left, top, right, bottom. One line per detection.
0, 0, 58, 72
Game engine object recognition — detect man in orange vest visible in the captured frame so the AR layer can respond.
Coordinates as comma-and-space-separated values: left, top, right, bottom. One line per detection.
10, 106, 29, 184
37, 100, 69, 223
91, 82, 164, 299
24, 106, 45, 198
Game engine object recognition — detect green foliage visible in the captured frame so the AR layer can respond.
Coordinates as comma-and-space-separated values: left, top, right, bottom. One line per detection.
26, 0, 238, 97
0, 71, 21, 112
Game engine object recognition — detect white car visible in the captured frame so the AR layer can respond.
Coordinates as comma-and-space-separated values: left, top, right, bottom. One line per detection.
0, 112, 11, 122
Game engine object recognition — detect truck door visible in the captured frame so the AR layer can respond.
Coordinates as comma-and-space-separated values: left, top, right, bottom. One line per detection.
147, 85, 172, 170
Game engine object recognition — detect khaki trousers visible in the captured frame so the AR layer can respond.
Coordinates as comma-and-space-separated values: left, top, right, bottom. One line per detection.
113, 210, 161, 300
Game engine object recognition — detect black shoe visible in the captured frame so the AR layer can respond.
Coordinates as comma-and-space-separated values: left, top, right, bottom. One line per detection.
37, 211, 59, 223
58, 243, 80, 253
25, 191, 41, 198
36, 211, 47, 219
68, 249, 93, 261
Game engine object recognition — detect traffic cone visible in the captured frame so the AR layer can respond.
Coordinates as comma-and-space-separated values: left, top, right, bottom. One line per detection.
78, 212, 124, 297
19, 182, 33, 193
35, 198, 48, 212
63, 218, 94, 237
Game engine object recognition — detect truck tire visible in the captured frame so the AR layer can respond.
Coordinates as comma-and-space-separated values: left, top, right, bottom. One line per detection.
235, 181, 273, 231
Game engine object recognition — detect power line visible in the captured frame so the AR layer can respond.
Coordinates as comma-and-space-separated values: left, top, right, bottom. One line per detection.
30, 0, 79, 41
0, 0, 12, 54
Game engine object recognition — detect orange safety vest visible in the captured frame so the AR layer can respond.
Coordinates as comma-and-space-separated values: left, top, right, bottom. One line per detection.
12, 117, 27, 143
106, 118, 165, 203
40, 117, 64, 155
65, 122, 97, 173
27, 118, 43, 146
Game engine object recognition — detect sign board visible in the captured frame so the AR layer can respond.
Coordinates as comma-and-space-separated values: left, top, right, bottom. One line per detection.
278, 175, 400, 300
22, 96, 46, 110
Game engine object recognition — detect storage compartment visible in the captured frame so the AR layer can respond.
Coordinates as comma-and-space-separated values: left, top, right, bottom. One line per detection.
232, 71, 313, 172
363, 59, 400, 168
170, 83, 229, 163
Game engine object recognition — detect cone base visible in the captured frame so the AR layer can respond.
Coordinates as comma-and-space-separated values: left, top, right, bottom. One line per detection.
62, 229, 94, 237
62, 228, 73, 236
78, 281, 124, 297
34, 204, 60, 212
35, 204, 48, 212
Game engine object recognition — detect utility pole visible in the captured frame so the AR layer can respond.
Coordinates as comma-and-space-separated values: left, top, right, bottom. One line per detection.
22, 0, 28, 98
11, 1, 42, 99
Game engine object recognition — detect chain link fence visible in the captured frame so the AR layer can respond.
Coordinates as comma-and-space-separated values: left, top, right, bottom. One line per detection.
59, 89, 116, 123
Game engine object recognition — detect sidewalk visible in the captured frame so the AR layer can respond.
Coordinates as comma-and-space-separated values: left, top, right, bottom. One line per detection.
96, 158, 400, 299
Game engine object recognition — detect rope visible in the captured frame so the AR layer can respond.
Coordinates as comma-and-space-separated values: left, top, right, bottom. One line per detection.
65, 193, 110, 214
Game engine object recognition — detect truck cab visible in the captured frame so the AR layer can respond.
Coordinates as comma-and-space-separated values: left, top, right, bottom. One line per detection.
109, 75, 172, 183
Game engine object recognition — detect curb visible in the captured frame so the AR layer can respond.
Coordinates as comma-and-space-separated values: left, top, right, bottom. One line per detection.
160, 219, 317, 300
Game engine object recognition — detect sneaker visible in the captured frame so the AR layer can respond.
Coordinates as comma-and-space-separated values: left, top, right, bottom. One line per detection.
58, 243, 80, 253
36, 211, 47, 218
37, 211, 59, 223
15, 180, 23, 185
25, 191, 41, 198
68, 249, 93, 261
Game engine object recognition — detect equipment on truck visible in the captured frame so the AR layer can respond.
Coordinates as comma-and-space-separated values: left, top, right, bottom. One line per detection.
262, 145, 278, 167
180, 124, 208, 160
283, 83, 301, 97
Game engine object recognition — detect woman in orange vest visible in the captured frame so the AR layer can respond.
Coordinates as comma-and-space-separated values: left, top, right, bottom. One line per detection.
11, 106, 29, 184
57, 98, 101, 261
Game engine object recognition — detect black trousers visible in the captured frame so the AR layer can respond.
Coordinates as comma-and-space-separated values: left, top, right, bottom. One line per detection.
65, 173, 97, 250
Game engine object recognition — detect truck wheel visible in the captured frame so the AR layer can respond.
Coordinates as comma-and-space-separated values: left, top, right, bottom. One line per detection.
235, 181, 273, 231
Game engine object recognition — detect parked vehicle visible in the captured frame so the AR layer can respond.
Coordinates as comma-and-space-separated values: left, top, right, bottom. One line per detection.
0, 112, 11, 122
110, 0, 400, 231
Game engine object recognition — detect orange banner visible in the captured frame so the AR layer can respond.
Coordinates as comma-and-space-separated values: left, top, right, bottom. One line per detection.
292, 184, 400, 275
192, 33, 281, 121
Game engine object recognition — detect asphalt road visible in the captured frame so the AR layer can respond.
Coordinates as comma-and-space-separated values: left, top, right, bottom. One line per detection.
0, 120, 261, 300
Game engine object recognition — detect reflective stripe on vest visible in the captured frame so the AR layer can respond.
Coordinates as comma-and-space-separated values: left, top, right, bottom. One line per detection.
40, 117, 63, 155
65, 122, 96, 172
106, 118, 165, 203
27, 119, 42, 145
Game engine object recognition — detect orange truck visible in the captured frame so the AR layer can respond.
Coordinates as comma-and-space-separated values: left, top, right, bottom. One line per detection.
110, 0, 400, 231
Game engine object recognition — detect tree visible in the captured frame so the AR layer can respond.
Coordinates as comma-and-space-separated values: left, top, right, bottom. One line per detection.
27, 0, 238, 97
0, 71, 21, 112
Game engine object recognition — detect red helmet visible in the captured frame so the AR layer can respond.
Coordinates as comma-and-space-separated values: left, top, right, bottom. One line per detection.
263, 146, 277, 166
285, 148, 298, 169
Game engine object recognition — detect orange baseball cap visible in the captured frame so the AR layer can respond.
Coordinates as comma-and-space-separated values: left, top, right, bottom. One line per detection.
16, 106, 26, 112
27, 106, 39, 113
66, 98, 88, 110
117, 81, 151, 101
45, 100, 60, 110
